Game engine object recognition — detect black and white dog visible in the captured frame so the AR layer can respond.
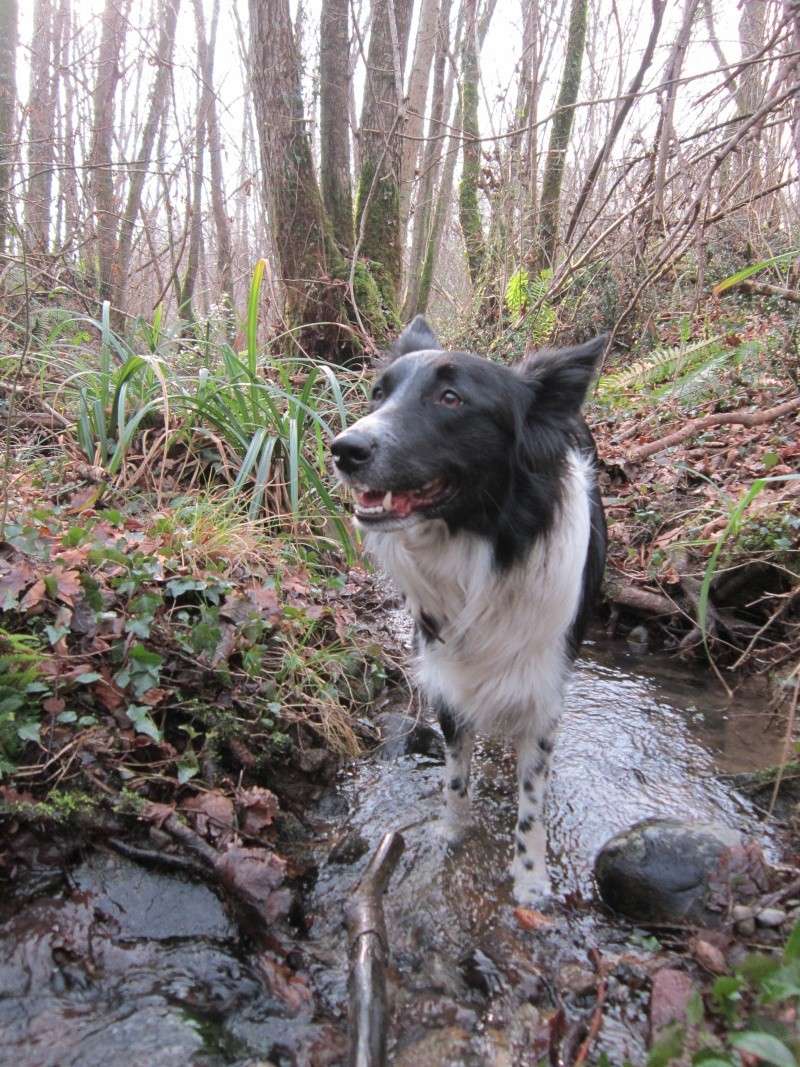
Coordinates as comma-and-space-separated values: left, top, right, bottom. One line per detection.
331, 316, 607, 905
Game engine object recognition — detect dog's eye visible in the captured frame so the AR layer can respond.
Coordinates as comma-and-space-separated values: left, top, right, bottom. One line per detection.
438, 388, 462, 407
371, 385, 385, 403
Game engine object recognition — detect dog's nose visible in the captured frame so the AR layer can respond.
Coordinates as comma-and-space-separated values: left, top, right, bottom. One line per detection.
331, 430, 374, 472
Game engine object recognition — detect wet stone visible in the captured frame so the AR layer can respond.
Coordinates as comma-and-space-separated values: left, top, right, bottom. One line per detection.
557, 963, 596, 997
71, 852, 235, 941
327, 830, 369, 866
756, 907, 787, 928
649, 968, 696, 1040
594, 818, 744, 925
392, 1026, 477, 1067
459, 947, 505, 997
375, 712, 445, 761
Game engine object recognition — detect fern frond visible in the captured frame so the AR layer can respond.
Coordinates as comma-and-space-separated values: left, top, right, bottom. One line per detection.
600, 335, 723, 394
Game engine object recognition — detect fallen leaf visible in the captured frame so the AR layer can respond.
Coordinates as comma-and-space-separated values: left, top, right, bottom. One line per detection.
183, 791, 236, 847
514, 906, 553, 931
20, 578, 46, 612
690, 936, 728, 975
43, 696, 66, 714
0, 557, 37, 607
215, 845, 289, 922
255, 952, 313, 1015
236, 786, 279, 837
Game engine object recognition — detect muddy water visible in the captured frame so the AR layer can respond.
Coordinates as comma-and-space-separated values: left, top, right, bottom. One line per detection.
0, 640, 785, 1066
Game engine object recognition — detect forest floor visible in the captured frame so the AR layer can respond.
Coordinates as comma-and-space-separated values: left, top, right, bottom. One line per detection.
0, 292, 798, 1064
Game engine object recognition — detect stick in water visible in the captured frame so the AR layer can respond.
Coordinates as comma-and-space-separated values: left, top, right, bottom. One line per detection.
344, 830, 406, 1067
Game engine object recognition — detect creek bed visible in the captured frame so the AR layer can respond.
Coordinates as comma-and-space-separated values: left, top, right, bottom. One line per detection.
0, 639, 786, 1066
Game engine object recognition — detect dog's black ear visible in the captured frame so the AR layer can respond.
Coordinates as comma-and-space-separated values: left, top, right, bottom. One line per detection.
519, 334, 607, 416
390, 315, 441, 359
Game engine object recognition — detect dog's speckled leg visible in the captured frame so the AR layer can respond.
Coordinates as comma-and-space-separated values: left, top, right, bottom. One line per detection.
437, 702, 474, 843
511, 729, 556, 905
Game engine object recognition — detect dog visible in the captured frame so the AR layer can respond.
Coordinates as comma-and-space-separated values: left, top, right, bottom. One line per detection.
331, 316, 607, 905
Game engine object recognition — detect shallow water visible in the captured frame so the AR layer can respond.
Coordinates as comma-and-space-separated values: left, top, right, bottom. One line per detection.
0, 639, 785, 1066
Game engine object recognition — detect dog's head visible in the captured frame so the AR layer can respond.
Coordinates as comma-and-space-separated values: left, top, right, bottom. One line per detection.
331, 315, 605, 533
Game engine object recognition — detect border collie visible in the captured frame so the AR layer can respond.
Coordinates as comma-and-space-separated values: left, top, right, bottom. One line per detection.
331, 316, 607, 905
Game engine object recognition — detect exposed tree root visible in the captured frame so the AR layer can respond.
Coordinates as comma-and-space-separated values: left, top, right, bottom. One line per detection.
627, 396, 800, 462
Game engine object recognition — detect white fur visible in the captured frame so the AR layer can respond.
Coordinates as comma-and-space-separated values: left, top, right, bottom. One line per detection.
365, 449, 593, 740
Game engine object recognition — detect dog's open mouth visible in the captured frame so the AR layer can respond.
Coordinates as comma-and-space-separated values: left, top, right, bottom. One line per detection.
353, 477, 450, 523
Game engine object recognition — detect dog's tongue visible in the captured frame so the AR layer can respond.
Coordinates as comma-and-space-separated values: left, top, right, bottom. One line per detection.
358, 489, 417, 517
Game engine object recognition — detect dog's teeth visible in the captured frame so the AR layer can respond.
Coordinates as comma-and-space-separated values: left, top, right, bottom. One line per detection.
382, 491, 392, 509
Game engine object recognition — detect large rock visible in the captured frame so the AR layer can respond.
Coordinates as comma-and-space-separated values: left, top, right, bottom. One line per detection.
594, 818, 745, 925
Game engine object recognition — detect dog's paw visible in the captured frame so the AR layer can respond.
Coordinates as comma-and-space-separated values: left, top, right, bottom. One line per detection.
510, 859, 552, 909
439, 816, 472, 848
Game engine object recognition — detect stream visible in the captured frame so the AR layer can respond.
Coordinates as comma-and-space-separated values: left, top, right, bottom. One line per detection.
0, 638, 786, 1066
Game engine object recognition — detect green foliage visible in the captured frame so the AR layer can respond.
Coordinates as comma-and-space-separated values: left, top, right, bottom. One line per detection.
599, 335, 725, 397
712, 247, 799, 295
49, 265, 357, 559
0, 628, 48, 776
697, 473, 800, 648
603, 922, 800, 1066
504, 267, 557, 344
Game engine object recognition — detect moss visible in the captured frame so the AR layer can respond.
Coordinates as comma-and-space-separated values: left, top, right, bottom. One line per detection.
355, 158, 401, 315
1, 789, 98, 824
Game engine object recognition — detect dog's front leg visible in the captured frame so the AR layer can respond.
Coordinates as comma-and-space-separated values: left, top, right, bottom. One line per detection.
437, 700, 474, 843
511, 727, 556, 905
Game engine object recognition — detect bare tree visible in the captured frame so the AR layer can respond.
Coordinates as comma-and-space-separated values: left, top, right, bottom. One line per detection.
193, 0, 236, 336
536, 0, 588, 268
398, 0, 440, 246
89, 0, 129, 301
355, 0, 414, 312
458, 0, 485, 287
112, 0, 180, 327
320, 0, 353, 252
25, 0, 56, 253
0, 0, 17, 255
403, 0, 454, 317
249, 0, 356, 360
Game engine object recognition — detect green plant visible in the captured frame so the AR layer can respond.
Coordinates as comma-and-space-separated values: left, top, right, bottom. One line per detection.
712, 247, 800, 295
697, 473, 800, 649
0, 628, 48, 775
504, 267, 557, 344
64, 301, 169, 472
647, 922, 800, 1067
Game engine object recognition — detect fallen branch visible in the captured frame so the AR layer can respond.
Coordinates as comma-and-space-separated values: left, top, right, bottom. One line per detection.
731, 280, 800, 304
345, 830, 406, 1067
572, 949, 608, 1067
627, 396, 800, 463
605, 578, 678, 617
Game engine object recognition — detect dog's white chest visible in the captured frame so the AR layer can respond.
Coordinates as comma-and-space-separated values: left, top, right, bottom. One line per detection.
365, 453, 592, 734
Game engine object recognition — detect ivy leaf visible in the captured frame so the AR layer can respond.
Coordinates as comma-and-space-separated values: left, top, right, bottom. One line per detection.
17, 721, 41, 743
126, 703, 163, 742
729, 1032, 798, 1067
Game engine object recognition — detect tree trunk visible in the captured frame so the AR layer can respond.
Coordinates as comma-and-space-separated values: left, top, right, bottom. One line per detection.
458, 0, 485, 287
535, 0, 588, 269
249, 0, 357, 361
355, 0, 414, 312
564, 0, 666, 244
651, 0, 699, 227
179, 67, 206, 326
193, 0, 236, 337
25, 0, 55, 254
417, 0, 496, 314
89, 0, 129, 302
398, 0, 440, 250
112, 0, 180, 330
403, 0, 453, 317
320, 0, 353, 252
0, 0, 17, 255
